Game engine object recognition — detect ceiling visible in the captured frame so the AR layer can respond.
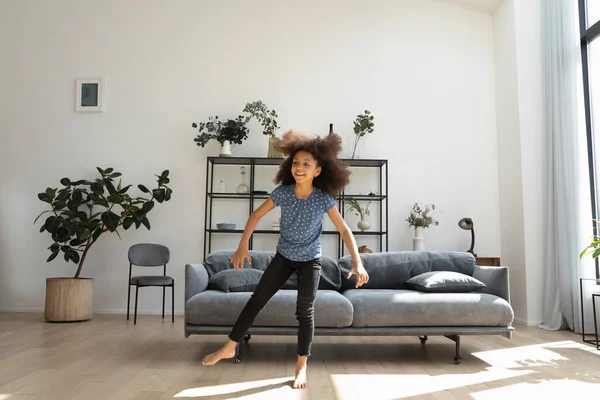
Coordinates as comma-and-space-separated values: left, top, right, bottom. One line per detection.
438, 0, 502, 13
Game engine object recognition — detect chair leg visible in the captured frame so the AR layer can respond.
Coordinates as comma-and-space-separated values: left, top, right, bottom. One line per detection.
171, 281, 175, 323
127, 283, 131, 321
162, 286, 165, 319
134, 284, 139, 325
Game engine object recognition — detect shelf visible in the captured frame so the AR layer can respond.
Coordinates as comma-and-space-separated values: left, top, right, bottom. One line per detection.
207, 193, 257, 199
207, 229, 387, 235
207, 192, 387, 201
204, 156, 388, 259
340, 194, 386, 201
208, 156, 387, 168
209, 157, 283, 166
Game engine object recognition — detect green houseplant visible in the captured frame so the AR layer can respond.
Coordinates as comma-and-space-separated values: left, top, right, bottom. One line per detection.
406, 202, 439, 233
351, 110, 375, 159
580, 220, 600, 259
344, 195, 375, 231
35, 167, 173, 322
193, 115, 250, 157
243, 100, 282, 158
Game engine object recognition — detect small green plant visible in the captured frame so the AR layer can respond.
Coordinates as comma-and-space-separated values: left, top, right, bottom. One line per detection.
192, 115, 250, 147
406, 202, 439, 228
35, 167, 173, 278
352, 110, 375, 159
243, 100, 280, 137
580, 220, 600, 259
344, 195, 374, 217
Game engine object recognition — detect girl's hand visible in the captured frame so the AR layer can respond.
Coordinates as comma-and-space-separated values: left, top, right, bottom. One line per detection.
231, 248, 251, 270
347, 263, 369, 288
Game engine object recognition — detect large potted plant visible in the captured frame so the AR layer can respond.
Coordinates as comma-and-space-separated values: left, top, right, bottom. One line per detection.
243, 100, 282, 158
35, 167, 173, 322
192, 115, 250, 157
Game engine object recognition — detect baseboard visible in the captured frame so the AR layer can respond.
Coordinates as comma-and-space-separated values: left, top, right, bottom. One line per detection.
0, 307, 43, 313
0, 308, 183, 316
95, 309, 184, 316
513, 317, 543, 327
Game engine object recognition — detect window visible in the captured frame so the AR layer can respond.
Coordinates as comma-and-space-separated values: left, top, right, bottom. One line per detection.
579, 0, 600, 278
587, 0, 600, 27
591, 39, 600, 182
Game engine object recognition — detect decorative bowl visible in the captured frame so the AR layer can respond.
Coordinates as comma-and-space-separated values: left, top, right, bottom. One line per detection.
216, 223, 236, 230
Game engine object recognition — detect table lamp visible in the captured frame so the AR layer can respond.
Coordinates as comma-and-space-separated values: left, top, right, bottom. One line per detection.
458, 217, 477, 257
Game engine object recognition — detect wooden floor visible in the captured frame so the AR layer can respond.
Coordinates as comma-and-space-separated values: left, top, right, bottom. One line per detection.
1, 313, 599, 400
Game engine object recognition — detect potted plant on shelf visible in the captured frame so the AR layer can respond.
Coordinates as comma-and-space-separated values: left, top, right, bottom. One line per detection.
243, 100, 282, 158
344, 195, 374, 231
35, 167, 173, 322
406, 202, 439, 250
193, 115, 250, 157
351, 110, 375, 159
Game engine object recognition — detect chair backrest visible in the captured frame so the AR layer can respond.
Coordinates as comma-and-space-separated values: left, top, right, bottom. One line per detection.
128, 243, 170, 266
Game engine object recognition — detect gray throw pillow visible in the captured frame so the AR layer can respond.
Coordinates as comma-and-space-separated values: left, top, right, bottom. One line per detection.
405, 271, 486, 293
208, 269, 264, 293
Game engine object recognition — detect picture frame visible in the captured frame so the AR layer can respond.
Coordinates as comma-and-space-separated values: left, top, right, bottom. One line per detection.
75, 78, 105, 112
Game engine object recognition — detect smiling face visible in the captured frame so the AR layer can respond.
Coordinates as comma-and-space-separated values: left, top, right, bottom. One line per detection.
291, 150, 321, 184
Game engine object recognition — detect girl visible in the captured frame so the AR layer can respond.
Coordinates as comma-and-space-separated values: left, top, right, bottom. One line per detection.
201, 130, 369, 389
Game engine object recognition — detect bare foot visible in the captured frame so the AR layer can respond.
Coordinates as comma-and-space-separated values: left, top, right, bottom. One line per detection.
292, 356, 308, 389
202, 341, 237, 366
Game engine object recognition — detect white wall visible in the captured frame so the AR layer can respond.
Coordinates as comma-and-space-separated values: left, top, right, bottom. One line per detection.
0, 0, 499, 314
493, 0, 528, 323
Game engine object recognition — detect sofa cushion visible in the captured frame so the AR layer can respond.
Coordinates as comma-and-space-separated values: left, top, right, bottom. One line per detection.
405, 271, 486, 293
343, 289, 514, 327
203, 250, 342, 291
186, 290, 353, 328
203, 250, 275, 275
208, 269, 264, 293
338, 251, 476, 291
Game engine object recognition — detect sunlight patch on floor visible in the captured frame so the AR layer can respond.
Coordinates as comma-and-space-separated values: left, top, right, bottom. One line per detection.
330, 369, 532, 399
174, 377, 292, 398
330, 340, 599, 399
0, 395, 12, 400
471, 340, 595, 369
471, 379, 600, 399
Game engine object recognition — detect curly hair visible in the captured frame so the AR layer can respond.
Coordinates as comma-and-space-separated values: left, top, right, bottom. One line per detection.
273, 130, 351, 196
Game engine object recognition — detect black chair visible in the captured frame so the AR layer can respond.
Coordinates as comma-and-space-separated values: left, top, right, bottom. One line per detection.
127, 243, 174, 324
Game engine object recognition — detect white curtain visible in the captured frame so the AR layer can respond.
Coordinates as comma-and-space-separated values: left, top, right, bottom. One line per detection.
539, 0, 584, 332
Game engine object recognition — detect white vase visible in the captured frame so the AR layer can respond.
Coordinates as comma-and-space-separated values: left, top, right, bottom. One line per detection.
357, 214, 371, 231
219, 140, 232, 157
414, 226, 423, 238
413, 226, 425, 251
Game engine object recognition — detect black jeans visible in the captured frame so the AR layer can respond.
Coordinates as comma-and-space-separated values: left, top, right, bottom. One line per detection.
229, 252, 322, 357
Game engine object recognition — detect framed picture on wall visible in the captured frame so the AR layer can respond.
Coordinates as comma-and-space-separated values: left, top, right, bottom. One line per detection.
75, 78, 105, 112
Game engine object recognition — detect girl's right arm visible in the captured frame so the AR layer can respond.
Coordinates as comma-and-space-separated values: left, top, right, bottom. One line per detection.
231, 197, 276, 269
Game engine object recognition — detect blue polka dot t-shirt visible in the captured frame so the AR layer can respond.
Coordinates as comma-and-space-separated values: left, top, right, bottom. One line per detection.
271, 185, 337, 261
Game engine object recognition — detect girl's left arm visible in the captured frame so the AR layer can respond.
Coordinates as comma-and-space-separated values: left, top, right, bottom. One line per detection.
327, 205, 369, 287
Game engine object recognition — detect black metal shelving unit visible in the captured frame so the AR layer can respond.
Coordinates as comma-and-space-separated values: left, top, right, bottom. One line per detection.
203, 156, 388, 259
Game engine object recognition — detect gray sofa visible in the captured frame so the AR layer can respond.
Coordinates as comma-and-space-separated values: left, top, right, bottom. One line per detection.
185, 250, 514, 364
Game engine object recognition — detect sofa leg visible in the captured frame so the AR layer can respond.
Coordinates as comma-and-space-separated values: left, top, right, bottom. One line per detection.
444, 335, 461, 364
234, 340, 244, 364
419, 336, 428, 344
